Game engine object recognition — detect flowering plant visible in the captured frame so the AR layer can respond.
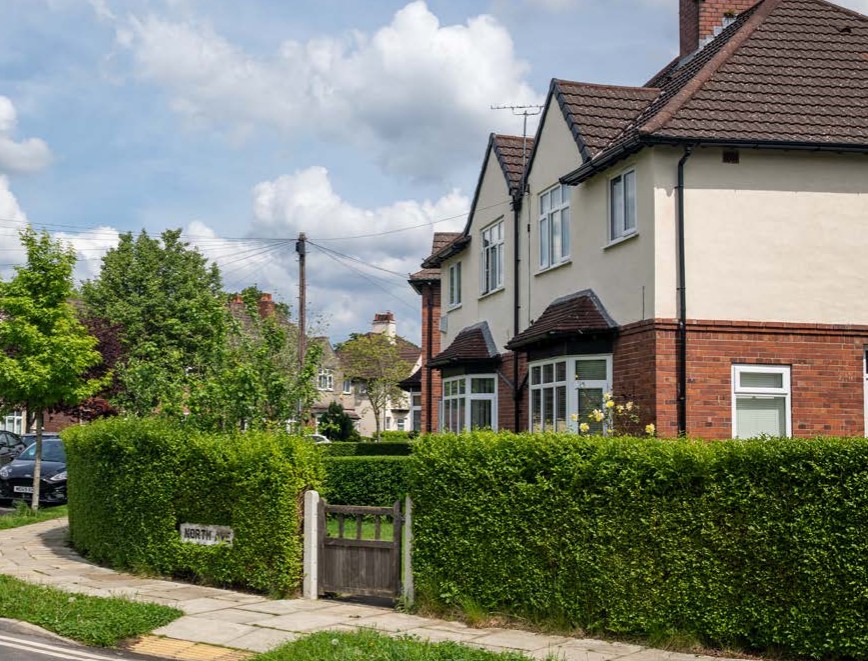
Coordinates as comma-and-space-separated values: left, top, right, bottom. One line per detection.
571, 392, 655, 436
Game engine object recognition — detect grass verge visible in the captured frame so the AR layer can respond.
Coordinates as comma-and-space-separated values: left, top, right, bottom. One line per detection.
0, 575, 182, 646
252, 630, 540, 661
0, 503, 68, 531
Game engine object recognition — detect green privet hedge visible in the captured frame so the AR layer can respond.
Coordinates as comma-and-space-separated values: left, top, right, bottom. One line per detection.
410, 432, 868, 659
63, 418, 322, 595
322, 441, 413, 456
322, 456, 409, 506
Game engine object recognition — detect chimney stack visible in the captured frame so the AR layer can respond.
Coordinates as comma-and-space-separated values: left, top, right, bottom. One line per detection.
680, 0, 759, 56
371, 311, 397, 340
258, 293, 275, 318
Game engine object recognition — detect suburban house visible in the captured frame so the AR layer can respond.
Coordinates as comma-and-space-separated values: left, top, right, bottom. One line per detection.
317, 312, 422, 437
414, 0, 868, 439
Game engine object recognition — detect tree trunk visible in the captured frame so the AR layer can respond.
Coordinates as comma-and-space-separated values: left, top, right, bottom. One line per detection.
30, 410, 43, 511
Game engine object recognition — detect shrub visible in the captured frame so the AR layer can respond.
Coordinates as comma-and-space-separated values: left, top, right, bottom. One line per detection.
322, 456, 409, 506
379, 430, 418, 442
410, 432, 868, 659
318, 402, 360, 442
321, 441, 413, 456
63, 418, 323, 595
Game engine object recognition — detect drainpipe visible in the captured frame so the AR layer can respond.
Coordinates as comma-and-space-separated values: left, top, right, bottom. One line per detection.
676, 145, 693, 436
512, 187, 522, 432
425, 287, 434, 433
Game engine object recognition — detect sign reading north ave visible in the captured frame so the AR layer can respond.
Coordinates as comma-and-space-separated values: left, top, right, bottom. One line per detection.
179, 523, 234, 546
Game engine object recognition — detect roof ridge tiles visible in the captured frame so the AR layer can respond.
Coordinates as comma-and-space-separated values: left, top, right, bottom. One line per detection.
554, 79, 660, 93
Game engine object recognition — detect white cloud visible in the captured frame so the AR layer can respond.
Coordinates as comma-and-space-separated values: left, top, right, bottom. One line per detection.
0, 176, 29, 279
0, 97, 52, 174
118, 1, 541, 180
55, 226, 121, 283
184, 166, 472, 342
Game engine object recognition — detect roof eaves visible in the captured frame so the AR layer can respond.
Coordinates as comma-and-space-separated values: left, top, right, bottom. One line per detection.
421, 235, 471, 268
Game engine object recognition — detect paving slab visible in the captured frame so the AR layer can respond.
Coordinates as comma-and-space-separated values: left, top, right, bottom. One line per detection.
470, 629, 571, 652
223, 628, 300, 653
153, 616, 258, 645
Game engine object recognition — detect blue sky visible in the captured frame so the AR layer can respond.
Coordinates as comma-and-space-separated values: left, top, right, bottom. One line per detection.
1, 0, 866, 343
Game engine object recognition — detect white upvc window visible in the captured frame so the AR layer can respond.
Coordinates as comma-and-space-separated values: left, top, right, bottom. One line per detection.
317, 368, 334, 392
448, 262, 462, 308
609, 169, 637, 241
529, 355, 612, 433
342, 378, 352, 394
539, 184, 570, 269
441, 375, 497, 432
732, 364, 792, 438
480, 220, 504, 295
1, 411, 24, 435
411, 392, 422, 432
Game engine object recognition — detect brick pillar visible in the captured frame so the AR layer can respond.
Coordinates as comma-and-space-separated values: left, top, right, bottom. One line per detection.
419, 283, 442, 433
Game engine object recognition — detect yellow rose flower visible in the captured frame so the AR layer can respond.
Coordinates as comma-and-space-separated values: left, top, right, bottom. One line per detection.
590, 409, 605, 423
603, 392, 612, 401
579, 422, 590, 433
625, 401, 634, 411
605, 399, 615, 409
570, 413, 578, 422
645, 423, 656, 436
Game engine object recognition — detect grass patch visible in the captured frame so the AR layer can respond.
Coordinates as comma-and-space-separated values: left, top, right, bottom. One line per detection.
0, 503, 68, 531
253, 630, 539, 661
326, 515, 394, 541
0, 574, 182, 647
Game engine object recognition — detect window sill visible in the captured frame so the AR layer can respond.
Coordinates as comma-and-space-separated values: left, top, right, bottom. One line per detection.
447, 303, 463, 312
535, 259, 572, 276
478, 286, 505, 301
603, 232, 638, 251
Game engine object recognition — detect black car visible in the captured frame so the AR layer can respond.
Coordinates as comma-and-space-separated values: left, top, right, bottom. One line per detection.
0, 437, 67, 504
0, 430, 26, 467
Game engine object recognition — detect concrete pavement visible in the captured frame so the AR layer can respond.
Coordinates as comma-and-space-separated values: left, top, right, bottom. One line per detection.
0, 519, 748, 661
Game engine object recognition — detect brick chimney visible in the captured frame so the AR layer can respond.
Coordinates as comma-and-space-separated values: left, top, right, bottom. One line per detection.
258, 293, 275, 318
371, 311, 397, 340
680, 0, 759, 56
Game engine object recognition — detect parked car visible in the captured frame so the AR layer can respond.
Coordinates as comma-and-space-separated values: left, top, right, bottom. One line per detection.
0, 430, 26, 467
305, 433, 331, 444
0, 436, 67, 505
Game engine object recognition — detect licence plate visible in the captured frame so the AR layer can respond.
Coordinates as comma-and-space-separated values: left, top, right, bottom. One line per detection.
13, 486, 34, 494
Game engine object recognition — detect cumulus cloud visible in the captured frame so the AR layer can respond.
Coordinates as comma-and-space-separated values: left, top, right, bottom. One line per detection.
183, 166, 474, 342
117, 1, 541, 181
0, 97, 52, 174
0, 176, 30, 279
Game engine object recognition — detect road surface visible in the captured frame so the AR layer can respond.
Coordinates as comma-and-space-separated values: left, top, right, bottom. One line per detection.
0, 621, 169, 661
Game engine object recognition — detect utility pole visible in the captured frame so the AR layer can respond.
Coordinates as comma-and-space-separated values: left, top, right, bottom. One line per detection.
296, 232, 307, 370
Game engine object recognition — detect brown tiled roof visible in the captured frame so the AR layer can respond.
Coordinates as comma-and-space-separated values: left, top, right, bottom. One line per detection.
429, 322, 500, 368
399, 367, 422, 390
561, 0, 868, 184
555, 81, 659, 160
492, 134, 534, 193
506, 290, 617, 351
411, 232, 462, 282
335, 334, 420, 368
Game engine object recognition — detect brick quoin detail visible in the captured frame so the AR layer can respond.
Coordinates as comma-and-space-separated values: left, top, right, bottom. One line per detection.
680, 0, 760, 55
615, 320, 868, 440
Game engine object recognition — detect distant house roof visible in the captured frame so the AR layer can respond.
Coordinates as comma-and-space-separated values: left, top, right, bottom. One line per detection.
335, 334, 421, 368
547, 0, 868, 185
399, 367, 422, 391
506, 290, 617, 351
429, 321, 500, 368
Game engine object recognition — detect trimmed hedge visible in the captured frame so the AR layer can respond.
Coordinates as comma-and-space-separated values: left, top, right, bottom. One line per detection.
63, 418, 322, 595
322, 456, 409, 506
322, 441, 413, 457
410, 432, 868, 659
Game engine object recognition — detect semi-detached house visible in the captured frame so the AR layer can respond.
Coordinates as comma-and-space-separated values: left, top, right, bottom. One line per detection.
412, 0, 868, 439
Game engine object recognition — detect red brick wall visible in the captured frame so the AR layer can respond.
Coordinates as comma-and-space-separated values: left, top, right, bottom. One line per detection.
497, 351, 527, 432
613, 322, 668, 434
419, 282, 442, 432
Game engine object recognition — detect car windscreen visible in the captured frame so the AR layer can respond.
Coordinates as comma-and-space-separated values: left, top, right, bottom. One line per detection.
18, 440, 66, 463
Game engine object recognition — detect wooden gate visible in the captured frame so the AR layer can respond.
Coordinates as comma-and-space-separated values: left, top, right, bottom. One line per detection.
318, 500, 402, 598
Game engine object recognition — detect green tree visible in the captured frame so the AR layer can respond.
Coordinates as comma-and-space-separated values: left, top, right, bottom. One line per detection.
81, 229, 226, 415
318, 401, 359, 441
0, 229, 104, 509
339, 334, 410, 441
186, 288, 322, 431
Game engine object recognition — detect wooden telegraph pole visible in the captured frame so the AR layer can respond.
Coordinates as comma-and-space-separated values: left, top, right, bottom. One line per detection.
297, 232, 307, 369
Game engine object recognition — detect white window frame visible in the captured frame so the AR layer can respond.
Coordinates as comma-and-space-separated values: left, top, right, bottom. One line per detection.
731, 364, 792, 438
538, 184, 570, 270
342, 378, 352, 395
480, 220, 504, 295
440, 374, 498, 432
448, 262, 462, 308
1, 411, 24, 435
529, 355, 612, 433
317, 368, 334, 392
410, 392, 422, 432
609, 169, 637, 242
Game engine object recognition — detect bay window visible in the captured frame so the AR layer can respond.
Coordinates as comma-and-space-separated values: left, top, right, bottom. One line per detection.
441, 375, 497, 432
529, 355, 612, 433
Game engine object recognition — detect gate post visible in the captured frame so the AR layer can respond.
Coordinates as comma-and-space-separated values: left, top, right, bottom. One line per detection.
303, 490, 320, 600
402, 495, 414, 605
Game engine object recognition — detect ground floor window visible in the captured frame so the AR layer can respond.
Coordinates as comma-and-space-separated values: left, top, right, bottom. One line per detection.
732, 364, 791, 438
410, 392, 422, 431
1, 411, 24, 435
441, 375, 497, 432
529, 355, 611, 433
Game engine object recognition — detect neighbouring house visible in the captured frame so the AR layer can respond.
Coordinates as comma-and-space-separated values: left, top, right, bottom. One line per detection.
317, 312, 422, 437
415, 0, 868, 439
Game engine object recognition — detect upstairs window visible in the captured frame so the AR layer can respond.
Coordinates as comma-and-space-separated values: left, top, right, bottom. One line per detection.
448, 262, 462, 308
539, 184, 570, 269
480, 220, 504, 295
609, 169, 637, 241
342, 378, 352, 394
732, 365, 791, 438
317, 368, 334, 392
